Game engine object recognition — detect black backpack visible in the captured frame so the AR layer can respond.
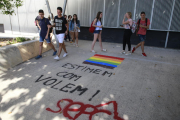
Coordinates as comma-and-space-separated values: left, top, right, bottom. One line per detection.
45, 18, 53, 34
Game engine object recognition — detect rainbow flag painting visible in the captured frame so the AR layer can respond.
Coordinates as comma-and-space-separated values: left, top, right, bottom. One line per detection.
83, 54, 125, 69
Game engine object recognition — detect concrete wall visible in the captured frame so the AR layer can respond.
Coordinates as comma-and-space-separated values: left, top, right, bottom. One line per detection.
0, 40, 55, 71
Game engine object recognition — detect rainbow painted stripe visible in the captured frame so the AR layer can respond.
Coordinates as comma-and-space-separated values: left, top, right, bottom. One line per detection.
83, 54, 125, 69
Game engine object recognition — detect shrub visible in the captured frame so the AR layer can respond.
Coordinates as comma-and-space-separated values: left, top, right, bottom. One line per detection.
16, 37, 26, 42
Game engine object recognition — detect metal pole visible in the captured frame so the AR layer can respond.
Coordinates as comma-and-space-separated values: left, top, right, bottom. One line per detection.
63, 0, 67, 16
117, 0, 121, 28
165, 0, 175, 48
103, 0, 105, 26
45, 0, 52, 19
133, 0, 137, 20
150, 0, 155, 29
90, 0, 92, 24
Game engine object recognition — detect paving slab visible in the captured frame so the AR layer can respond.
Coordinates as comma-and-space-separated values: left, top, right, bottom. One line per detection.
0, 40, 180, 120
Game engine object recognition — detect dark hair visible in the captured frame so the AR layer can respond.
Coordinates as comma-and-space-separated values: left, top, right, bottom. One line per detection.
57, 7, 62, 12
68, 15, 72, 19
39, 9, 44, 14
141, 11, 145, 15
72, 14, 78, 24
96, 11, 102, 24
64, 15, 67, 17
48, 13, 53, 20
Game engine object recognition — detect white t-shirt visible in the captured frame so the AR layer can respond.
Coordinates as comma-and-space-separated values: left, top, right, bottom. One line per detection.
95, 21, 102, 30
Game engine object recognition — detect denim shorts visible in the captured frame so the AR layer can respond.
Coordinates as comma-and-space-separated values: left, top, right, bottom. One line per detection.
138, 35, 146, 42
39, 35, 51, 43
94, 30, 101, 34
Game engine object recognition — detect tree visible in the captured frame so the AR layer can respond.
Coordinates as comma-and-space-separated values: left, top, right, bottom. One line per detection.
0, 0, 23, 15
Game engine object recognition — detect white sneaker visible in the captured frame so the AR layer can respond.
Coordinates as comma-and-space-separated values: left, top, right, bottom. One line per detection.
54, 56, 60, 60
120, 51, 125, 54
125, 51, 131, 55
91, 50, 96, 53
63, 53, 68, 57
102, 49, 107, 52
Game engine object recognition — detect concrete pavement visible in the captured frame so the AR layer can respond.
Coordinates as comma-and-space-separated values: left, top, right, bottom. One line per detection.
0, 40, 180, 120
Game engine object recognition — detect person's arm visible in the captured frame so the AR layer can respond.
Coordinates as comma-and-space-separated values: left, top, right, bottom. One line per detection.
92, 18, 102, 28
140, 25, 149, 29
69, 20, 71, 31
122, 15, 130, 25
45, 25, 50, 39
36, 20, 41, 30
77, 20, 80, 29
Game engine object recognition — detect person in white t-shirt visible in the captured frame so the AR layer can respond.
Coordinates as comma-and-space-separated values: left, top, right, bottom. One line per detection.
91, 11, 106, 53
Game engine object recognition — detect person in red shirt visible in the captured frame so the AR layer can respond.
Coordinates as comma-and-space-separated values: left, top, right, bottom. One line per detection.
132, 12, 150, 57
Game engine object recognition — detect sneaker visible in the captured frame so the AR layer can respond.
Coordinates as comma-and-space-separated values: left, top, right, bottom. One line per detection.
120, 50, 125, 54
132, 47, 136, 53
142, 53, 147, 57
91, 50, 96, 53
125, 51, 131, 55
102, 49, 107, 52
76, 44, 79, 47
53, 51, 57, 56
35, 55, 42, 60
54, 56, 60, 60
63, 53, 68, 57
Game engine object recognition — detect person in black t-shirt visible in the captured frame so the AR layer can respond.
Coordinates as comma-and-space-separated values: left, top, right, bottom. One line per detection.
52, 7, 68, 60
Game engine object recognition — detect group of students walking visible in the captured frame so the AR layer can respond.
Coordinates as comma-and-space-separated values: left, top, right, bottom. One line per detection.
35, 6, 150, 61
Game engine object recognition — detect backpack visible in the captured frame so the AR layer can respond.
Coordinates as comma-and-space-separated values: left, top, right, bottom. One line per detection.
45, 18, 53, 34
131, 20, 137, 33
54, 16, 67, 31
89, 20, 96, 33
136, 18, 147, 35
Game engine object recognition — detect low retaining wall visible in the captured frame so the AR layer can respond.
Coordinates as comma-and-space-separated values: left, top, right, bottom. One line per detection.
0, 39, 56, 71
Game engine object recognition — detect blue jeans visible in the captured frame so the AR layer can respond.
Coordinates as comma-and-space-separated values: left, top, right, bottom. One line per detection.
138, 35, 146, 42
39, 35, 51, 43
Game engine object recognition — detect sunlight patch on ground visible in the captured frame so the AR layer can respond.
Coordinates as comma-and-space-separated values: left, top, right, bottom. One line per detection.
32, 88, 47, 105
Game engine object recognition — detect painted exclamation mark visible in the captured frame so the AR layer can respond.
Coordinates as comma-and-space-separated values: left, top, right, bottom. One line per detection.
89, 90, 100, 101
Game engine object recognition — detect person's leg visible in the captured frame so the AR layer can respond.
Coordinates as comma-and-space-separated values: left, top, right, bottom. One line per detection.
71, 32, 75, 43
127, 30, 132, 51
98, 31, 103, 50
91, 33, 99, 51
57, 43, 63, 57
68, 31, 71, 41
122, 32, 126, 51
46, 36, 56, 52
135, 43, 141, 49
39, 36, 44, 55
62, 42, 67, 53
75, 32, 78, 46
39, 42, 43, 55
141, 41, 145, 53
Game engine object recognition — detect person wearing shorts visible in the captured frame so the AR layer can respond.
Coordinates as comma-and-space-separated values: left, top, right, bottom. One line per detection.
91, 11, 106, 53
53, 7, 68, 60
132, 12, 150, 57
35, 10, 57, 60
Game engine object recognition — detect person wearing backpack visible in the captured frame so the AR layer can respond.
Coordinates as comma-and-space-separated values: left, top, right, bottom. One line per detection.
53, 7, 68, 60
132, 12, 150, 57
91, 11, 106, 53
35, 10, 57, 60
121, 12, 133, 55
